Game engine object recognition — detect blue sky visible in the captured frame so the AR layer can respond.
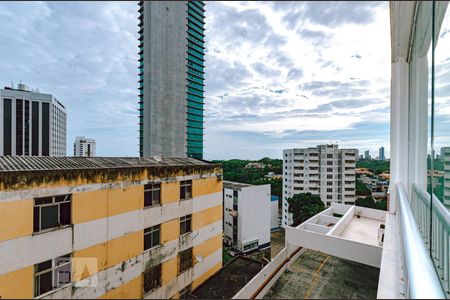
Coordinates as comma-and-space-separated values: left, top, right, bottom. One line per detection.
0, 1, 392, 160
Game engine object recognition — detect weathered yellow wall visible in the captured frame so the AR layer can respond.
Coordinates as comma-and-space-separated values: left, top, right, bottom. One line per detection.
0, 199, 33, 242
106, 230, 143, 268
72, 190, 108, 224
192, 205, 223, 231
162, 257, 178, 284
98, 274, 142, 299
0, 265, 33, 299
72, 242, 108, 281
191, 262, 222, 290
161, 219, 180, 244
192, 177, 222, 197
161, 181, 180, 204
193, 235, 222, 259
108, 185, 143, 217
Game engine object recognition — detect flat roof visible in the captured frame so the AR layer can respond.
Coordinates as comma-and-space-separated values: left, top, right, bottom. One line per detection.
223, 180, 253, 190
190, 256, 264, 299
264, 249, 379, 299
0, 156, 215, 172
339, 216, 383, 247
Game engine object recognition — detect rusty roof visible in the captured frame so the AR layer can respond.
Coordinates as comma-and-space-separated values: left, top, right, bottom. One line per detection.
0, 156, 215, 172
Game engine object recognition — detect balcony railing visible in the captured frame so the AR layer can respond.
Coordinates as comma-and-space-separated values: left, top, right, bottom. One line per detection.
396, 183, 446, 298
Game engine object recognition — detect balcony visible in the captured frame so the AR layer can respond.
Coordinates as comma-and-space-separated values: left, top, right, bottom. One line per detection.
231, 2, 450, 299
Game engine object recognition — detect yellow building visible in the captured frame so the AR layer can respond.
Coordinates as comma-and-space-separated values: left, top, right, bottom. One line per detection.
0, 157, 223, 299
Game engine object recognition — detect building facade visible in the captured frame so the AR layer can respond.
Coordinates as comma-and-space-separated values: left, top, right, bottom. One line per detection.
74, 136, 96, 157
138, 1, 205, 159
364, 150, 371, 160
270, 195, 279, 230
0, 84, 67, 157
442, 147, 450, 206
0, 157, 222, 299
223, 181, 271, 254
282, 145, 357, 227
379, 147, 385, 161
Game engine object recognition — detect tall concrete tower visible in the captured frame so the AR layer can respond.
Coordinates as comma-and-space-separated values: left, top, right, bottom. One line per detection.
138, 1, 205, 159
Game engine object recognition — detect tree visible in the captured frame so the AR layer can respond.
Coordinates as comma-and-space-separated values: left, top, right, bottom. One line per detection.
287, 193, 326, 227
356, 180, 371, 196
355, 195, 387, 211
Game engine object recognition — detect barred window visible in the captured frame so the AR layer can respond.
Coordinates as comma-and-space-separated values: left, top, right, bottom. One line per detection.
34, 194, 71, 233
178, 248, 193, 274
144, 225, 160, 250
180, 180, 192, 200
144, 183, 161, 207
180, 215, 192, 235
143, 264, 162, 293
34, 254, 71, 297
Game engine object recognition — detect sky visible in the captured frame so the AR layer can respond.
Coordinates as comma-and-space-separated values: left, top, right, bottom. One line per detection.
0, 1, 391, 160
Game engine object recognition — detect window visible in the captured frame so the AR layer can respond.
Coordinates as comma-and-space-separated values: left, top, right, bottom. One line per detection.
327, 161, 333, 165
178, 248, 193, 273
180, 180, 192, 200
327, 168, 333, 172
144, 183, 161, 207
180, 284, 192, 299
243, 240, 258, 252
144, 225, 160, 250
327, 181, 332, 186
143, 264, 162, 293
180, 215, 192, 235
34, 254, 71, 297
327, 174, 333, 179
34, 194, 71, 233
327, 188, 333, 193
327, 154, 333, 159
327, 195, 333, 199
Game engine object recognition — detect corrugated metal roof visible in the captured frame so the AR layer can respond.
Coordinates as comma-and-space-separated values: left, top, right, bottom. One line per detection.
0, 156, 214, 172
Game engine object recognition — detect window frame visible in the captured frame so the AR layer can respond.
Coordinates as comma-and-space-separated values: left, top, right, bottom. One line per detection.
180, 180, 192, 200
180, 214, 192, 236
33, 194, 72, 234
143, 264, 162, 294
34, 254, 71, 297
144, 224, 161, 251
144, 182, 161, 208
178, 248, 193, 274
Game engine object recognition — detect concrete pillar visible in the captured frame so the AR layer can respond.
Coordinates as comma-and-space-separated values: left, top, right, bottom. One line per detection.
389, 57, 409, 214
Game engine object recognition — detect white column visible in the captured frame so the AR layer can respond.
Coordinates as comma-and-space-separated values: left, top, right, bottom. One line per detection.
389, 57, 409, 214
408, 55, 428, 193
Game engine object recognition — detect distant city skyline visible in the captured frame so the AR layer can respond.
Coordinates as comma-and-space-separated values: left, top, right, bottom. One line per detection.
0, 1, 390, 160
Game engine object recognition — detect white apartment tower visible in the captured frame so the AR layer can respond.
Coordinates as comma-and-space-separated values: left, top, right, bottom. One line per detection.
442, 147, 450, 206
282, 144, 358, 226
223, 181, 271, 254
0, 84, 67, 156
74, 136, 96, 157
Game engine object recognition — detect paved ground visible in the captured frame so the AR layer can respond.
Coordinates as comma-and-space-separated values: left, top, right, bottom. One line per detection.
270, 227, 285, 257
264, 249, 380, 299
190, 256, 264, 299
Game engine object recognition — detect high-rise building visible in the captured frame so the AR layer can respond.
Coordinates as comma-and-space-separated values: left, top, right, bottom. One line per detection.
282, 144, 357, 227
0, 84, 66, 156
364, 150, 371, 160
74, 136, 96, 157
442, 147, 450, 206
138, 1, 205, 159
379, 147, 385, 161
0, 156, 223, 299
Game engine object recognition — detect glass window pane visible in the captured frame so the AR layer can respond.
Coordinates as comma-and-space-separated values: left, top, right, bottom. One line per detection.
40, 205, 59, 230
60, 202, 71, 225
37, 271, 52, 296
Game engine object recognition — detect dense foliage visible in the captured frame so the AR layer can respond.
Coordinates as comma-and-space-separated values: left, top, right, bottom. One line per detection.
356, 159, 390, 174
212, 158, 283, 201
356, 180, 372, 196
355, 196, 387, 211
287, 193, 326, 227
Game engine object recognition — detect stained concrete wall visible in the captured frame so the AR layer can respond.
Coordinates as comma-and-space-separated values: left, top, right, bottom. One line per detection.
143, 1, 187, 158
